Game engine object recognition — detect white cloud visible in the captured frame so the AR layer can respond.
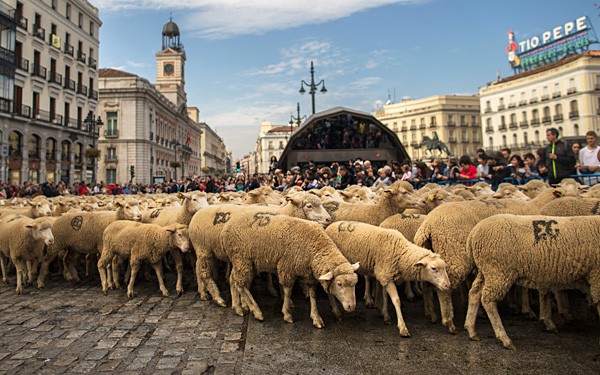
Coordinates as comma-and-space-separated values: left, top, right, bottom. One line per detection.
93, 0, 424, 39
126, 60, 150, 68
351, 76, 382, 89
365, 60, 379, 69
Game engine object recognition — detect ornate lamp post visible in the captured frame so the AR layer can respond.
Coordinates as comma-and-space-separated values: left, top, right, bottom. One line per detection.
288, 102, 306, 137
299, 61, 327, 115
84, 111, 103, 184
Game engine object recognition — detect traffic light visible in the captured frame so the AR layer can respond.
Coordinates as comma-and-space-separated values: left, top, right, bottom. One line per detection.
130, 165, 135, 181
235, 161, 240, 172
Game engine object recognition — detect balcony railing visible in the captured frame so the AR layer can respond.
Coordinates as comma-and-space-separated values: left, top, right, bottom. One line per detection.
530, 98, 538, 104
429, 122, 437, 128
552, 91, 561, 98
484, 107, 492, 113
497, 104, 505, 111
64, 117, 81, 129
33, 25, 45, 40
18, 16, 27, 30
518, 100, 527, 106
400, 126, 407, 132
519, 120, 529, 128
531, 119, 540, 126
485, 126, 493, 133
0, 98, 11, 113
88, 57, 97, 69
33, 109, 51, 122
553, 114, 564, 122
542, 116, 552, 124
51, 114, 63, 126
567, 87, 577, 95
447, 121, 455, 127
64, 78, 76, 91
409, 125, 416, 130
89, 90, 98, 100
569, 111, 579, 119
14, 104, 31, 118
77, 84, 88, 96
541, 95, 550, 101
104, 155, 118, 162
0, 46, 14, 65
448, 138, 457, 143
64, 43, 74, 56
499, 124, 507, 131
508, 103, 516, 108
419, 124, 426, 130
17, 57, 28, 71
32, 64, 47, 79
77, 50, 86, 63
105, 129, 119, 137
48, 71, 62, 85
509, 122, 518, 129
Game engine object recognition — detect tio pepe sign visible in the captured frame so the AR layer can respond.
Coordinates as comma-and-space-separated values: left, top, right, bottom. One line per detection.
517, 16, 588, 54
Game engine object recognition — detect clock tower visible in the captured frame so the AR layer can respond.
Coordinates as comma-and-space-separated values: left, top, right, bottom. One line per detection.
156, 17, 187, 110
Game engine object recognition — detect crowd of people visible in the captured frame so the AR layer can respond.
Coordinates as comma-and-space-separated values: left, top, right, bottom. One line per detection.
2, 128, 599, 199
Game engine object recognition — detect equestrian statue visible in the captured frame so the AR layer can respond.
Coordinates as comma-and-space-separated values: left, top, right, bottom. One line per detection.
421, 132, 452, 157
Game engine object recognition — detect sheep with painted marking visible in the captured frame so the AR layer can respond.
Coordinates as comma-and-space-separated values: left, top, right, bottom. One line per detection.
97, 222, 189, 297
220, 213, 359, 328
0, 198, 52, 219
325, 221, 449, 336
464, 214, 600, 350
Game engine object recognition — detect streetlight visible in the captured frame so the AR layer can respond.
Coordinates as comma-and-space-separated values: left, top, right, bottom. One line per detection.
171, 139, 181, 181
288, 102, 306, 139
84, 111, 103, 184
299, 61, 327, 115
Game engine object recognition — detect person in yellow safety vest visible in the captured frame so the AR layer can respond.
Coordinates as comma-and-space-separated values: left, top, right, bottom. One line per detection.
542, 127, 575, 185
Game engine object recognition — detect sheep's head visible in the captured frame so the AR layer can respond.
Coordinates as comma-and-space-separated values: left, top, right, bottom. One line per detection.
386, 184, 427, 211
27, 219, 54, 247
517, 180, 549, 198
468, 182, 494, 197
179, 192, 210, 213
318, 262, 359, 312
318, 186, 344, 203
287, 192, 332, 227
492, 184, 531, 200
414, 254, 450, 291
166, 224, 190, 253
29, 200, 52, 217
115, 200, 142, 221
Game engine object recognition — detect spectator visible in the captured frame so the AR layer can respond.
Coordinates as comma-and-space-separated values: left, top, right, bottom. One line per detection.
501, 148, 512, 164
571, 142, 582, 175
523, 153, 540, 179
373, 168, 391, 187
535, 147, 549, 179
269, 156, 278, 174
507, 155, 527, 183
475, 155, 489, 179
205, 175, 216, 193
543, 127, 575, 185
413, 162, 432, 188
577, 131, 600, 175
338, 166, 355, 189
457, 155, 477, 180
78, 181, 89, 196
399, 163, 412, 182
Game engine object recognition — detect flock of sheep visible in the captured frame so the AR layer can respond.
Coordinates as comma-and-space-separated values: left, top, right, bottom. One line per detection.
0, 177, 598, 350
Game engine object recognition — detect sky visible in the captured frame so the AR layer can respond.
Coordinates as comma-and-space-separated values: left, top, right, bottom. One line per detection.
92, 0, 598, 159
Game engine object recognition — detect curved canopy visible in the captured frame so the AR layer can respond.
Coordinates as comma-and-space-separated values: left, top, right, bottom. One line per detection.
278, 107, 410, 171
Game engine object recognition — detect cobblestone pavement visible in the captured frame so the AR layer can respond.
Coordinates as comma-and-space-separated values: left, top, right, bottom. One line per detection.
0, 272, 598, 374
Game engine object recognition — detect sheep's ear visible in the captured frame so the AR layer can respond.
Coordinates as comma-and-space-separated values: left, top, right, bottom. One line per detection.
552, 189, 564, 197
383, 188, 394, 194
177, 192, 185, 200
351, 262, 360, 271
318, 271, 334, 281
165, 227, 176, 234
286, 194, 303, 206
25, 223, 36, 229
516, 185, 527, 190
414, 258, 428, 268
339, 191, 353, 198
219, 196, 227, 202
114, 201, 123, 208
308, 190, 321, 197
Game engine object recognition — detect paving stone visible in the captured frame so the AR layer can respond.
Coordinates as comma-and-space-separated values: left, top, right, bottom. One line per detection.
96, 359, 122, 372
220, 341, 239, 353
107, 347, 134, 360
214, 363, 236, 375
10, 349, 38, 360
84, 349, 109, 361
163, 347, 186, 357
122, 337, 143, 348
95, 339, 119, 349
127, 357, 151, 371
156, 357, 181, 369
224, 332, 242, 341
107, 329, 128, 339
69, 360, 97, 373
182, 360, 209, 375
51, 353, 79, 367
66, 329, 88, 339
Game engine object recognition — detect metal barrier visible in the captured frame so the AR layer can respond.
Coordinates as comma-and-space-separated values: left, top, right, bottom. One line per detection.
571, 173, 600, 186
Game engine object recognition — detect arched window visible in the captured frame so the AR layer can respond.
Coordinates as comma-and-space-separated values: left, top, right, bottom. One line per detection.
74, 143, 83, 163
8, 131, 22, 156
559, 126, 563, 136
532, 109, 539, 120
555, 103, 562, 115
502, 135, 507, 147
521, 111, 527, 121
512, 133, 518, 147
488, 136, 493, 148
574, 124, 579, 136
534, 130, 540, 145
61, 140, 71, 161
523, 132, 529, 146
46, 138, 57, 160
543, 106, 551, 118
28, 134, 41, 159
569, 100, 578, 112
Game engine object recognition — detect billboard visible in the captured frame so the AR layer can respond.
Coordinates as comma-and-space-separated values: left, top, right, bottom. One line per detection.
507, 16, 598, 72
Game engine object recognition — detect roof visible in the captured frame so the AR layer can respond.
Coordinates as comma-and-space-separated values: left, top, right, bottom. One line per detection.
98, 68, 137, 78
267, 126, 293, 133
494, 50, 600, 85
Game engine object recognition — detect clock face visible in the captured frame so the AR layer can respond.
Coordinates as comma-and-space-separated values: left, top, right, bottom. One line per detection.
164, 62, 174, 75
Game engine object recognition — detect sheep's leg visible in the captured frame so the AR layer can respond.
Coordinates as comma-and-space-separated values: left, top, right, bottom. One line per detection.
482, 299, 515, 350
194, 256, 209, 301
197, 255, 226, 307
464, 273, 483, 341
151, 261, 170, 297
381, 284, 391, 324
0, 255, 8, 284
327, 292, 343, 321
97, 256, 110, 295
111, 256, 120, 290
422, 283, 437, 323
437, 289, 456, 334
127, 262, 141, 298
404, 281, 415, 302
14, 259, 25, 295
364, 276, 374, 308
63, 251, 80, 283
308, 284, 324, 328
554, 289, 572, 322
385, 282, 410, 337
281, 285, 294, 324
539, 290, 558, 333
37, 248, 58, 288
413, 281, 423, 297
229, 272, 244, 317
237, 283, 263, 321
170, 249, 184, 296
25, 261, 32, 286
267, 273, 278, 297
520, 287, 537, 319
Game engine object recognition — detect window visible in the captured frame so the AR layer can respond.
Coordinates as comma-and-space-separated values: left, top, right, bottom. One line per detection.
461, 129, 468, 142
471, 116, 477, 125
532, 109, 539, 120
268, 141, 273, 149
555, 103, 562, 116
531, 89, 537, 100
500, 115, 506, 125
543, 106, 551, 118
431, 116, 437, 125
28, 134, 40, 159
509, 95, 515, 106
107, 147, 116, 160
9, 131, 22, 156
521, 111, 527, 121
78, 12, 83, 28
523, 132, 528, 146
74, 143, 82, 163
61, 140, 71, 161
89, 21, 94, 37
448, 114, 454, 124
502, 135, 507, 147
66, 3, 71, 20
574, 124, 579, 136
569, 100, 578, 112
460, 115, 466, 125
512, 134, 518, 147
52, 0, 57, 10
534, 130, 540, 144
106, 112, 118, 136
488, 136, 493, 148
106, 169, 116, 184
279, 141, 284, 149
46, 138, 56, 160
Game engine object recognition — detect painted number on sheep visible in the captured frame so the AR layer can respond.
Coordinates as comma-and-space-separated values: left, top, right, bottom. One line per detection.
252, 212, 278, 227
150, 209, 162, 219
532, 220, 559, 244
213, 212, 231, 225
71, 216, 83, 231
338, 222, 355, 232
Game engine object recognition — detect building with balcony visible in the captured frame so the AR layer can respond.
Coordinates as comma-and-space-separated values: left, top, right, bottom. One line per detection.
96, 18, 204, 185
189, 108, 227, 176
254, 121, 293, 174
480, 51, 600, 155
374, 95, 482, 159
0, 0, 100, 185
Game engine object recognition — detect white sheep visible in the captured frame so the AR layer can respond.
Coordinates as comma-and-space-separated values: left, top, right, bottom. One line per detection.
540, 196, 600, 217
413, 187, 573, 333
141, 191, 209, 295
98, 222, 189, 297
0, 215, 54, 294
0, 199, 52, 219
37, 199, 142, 287
189, 191, 331, 306
220, 213, 359, 328
464, 214, 600, 350
325, 221, 450, 336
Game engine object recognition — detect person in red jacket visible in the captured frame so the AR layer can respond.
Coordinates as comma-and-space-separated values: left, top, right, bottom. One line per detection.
457, 155, 477, 180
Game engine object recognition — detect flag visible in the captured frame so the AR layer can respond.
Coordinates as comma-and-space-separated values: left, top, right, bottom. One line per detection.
186, 132, 191, 145
52, 34, 61, 49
